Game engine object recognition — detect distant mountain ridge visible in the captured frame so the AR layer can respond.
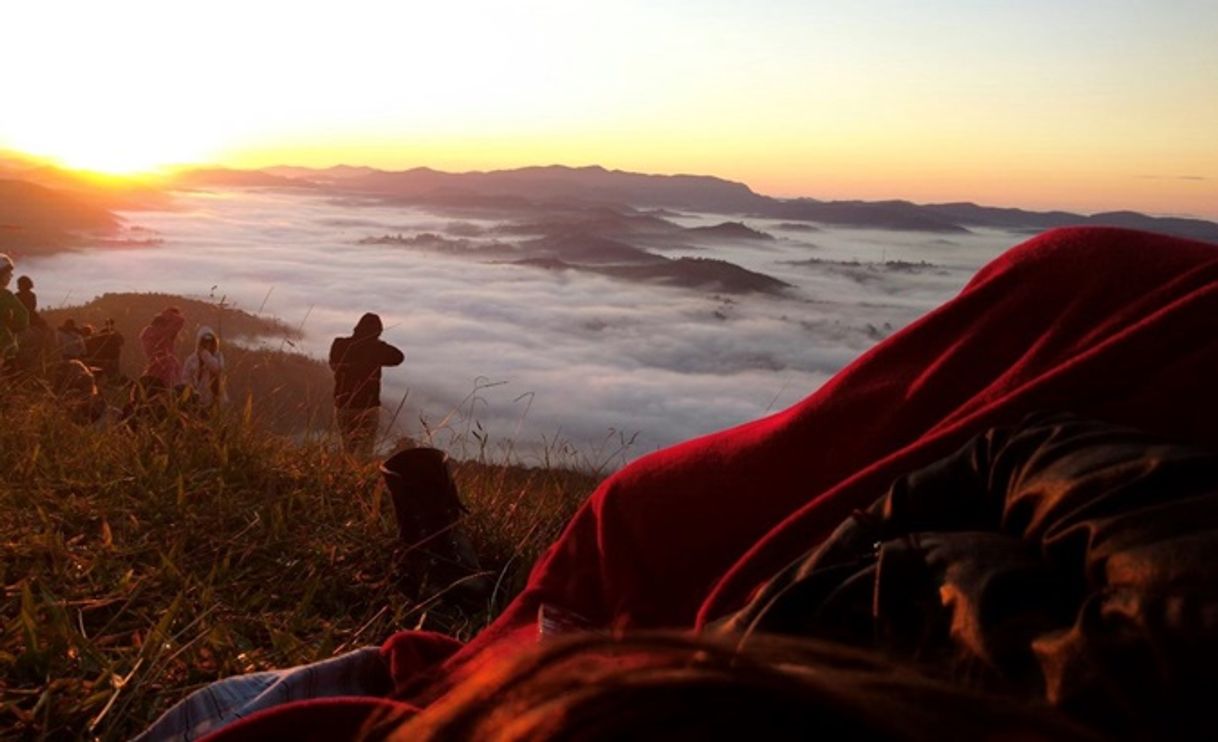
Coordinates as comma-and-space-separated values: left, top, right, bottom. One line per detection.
276, 164, 764, 214
357, 225, 791, 295
0, 179, 120, 253
182, 163, 1218, 243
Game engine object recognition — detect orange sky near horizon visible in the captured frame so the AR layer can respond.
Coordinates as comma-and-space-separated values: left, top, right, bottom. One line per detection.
3, 1, 1215, 218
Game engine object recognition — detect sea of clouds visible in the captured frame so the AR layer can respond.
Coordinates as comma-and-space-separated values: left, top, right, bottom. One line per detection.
23, 188, 1025, 462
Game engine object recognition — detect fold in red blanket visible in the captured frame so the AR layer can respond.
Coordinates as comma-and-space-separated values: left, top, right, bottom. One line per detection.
205, 227, 1218, 740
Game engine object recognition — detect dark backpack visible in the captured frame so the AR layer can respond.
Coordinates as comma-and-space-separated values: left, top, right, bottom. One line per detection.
379, 447, 479, 573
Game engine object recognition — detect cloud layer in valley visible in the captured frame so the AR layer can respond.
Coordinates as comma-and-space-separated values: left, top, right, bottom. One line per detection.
23, 189, 1021, 461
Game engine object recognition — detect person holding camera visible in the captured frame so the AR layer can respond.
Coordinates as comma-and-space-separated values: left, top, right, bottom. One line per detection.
140, 306, 185, 388
329, 312, 404, 454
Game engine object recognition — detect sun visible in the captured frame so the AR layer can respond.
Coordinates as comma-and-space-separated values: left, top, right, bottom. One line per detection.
48, 149, 177, 176
4, 119, 220, 177
12, 137, 204, 177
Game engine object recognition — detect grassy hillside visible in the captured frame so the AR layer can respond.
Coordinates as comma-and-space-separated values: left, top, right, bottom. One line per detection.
0, 302, 603, 739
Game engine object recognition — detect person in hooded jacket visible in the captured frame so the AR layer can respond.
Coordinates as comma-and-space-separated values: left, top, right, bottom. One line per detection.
329, 312, 404, 454
182, 325, 228, 412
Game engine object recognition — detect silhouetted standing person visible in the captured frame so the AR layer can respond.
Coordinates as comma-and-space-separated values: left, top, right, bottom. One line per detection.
329, 313, 404, 454
0, 255, 30, 373
12, 275, 52, 374
15, 276, 43, 328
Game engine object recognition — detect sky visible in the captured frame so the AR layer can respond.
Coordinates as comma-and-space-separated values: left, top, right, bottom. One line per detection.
2, 0, 1216, 217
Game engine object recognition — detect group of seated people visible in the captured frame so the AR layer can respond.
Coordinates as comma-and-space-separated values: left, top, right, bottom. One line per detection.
126, 227, 1218, 741
0, 270, 122, 378
54, 316, 126, 381
0, 254, 228, 425
1, 262, 107, 421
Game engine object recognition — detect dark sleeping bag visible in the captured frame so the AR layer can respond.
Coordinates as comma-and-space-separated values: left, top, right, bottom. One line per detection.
718, 412, 1218, 738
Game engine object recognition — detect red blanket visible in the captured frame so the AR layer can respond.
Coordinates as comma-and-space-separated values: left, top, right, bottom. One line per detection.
206, 227, 1218, 739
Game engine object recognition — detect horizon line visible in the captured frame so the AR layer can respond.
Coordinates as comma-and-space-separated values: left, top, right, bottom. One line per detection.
4, 148, 1217, 223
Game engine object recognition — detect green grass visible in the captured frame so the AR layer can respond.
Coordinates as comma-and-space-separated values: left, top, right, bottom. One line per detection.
0, 381, 602, 740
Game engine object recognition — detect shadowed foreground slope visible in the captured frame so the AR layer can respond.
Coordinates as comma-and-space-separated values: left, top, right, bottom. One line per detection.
0, 393, 600, 739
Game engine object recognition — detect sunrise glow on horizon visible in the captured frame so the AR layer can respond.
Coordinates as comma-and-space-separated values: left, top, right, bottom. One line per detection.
3, 0, 1215, 217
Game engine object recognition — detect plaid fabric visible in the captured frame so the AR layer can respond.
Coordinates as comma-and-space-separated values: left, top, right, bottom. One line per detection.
133, 647, 389, 742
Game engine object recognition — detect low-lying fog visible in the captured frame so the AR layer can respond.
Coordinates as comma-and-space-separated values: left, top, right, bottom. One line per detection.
24, 188, 1024, 461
